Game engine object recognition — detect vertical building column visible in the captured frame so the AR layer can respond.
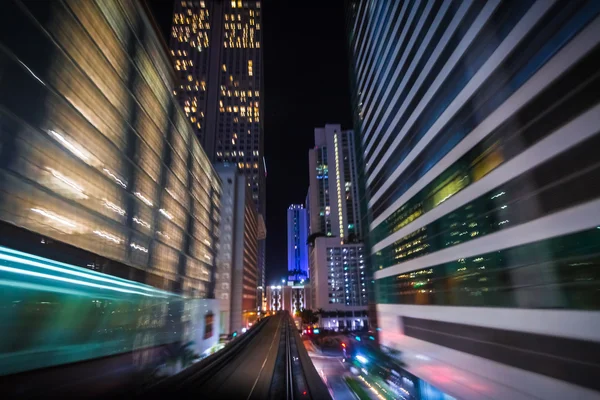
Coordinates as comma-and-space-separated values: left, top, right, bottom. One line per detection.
146, 99, 176, 287
175, 129, 197, 296
122, 14, 144, 273
207, 183, 219, 299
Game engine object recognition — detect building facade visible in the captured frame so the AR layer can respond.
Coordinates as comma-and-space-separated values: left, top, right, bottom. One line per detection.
347, 1, 600, 399
0, 0, 222, 296
309, 238, 368, 315
0, 0, 223, 377
287, 204, 309, 282
307, 125, 368, 322
169, 0, 267, 296
266, 284, 310, 315
214, 164, 259, 335
308, 124, 362, 239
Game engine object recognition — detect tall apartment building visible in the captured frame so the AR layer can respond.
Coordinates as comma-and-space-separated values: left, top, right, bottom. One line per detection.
287, 204, 308, 282
307, 125, 368, 326
169, 0, 267, 302
215, 164, 260, 335
347, 1, 600, 399
0, 0, 222, 379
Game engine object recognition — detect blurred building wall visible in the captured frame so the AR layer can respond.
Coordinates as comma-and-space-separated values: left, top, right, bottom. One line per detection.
0, 0, 222, 297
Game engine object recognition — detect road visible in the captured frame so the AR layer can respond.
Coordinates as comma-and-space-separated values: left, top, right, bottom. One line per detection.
176, 314, 283, 399
304, 339, 356, 400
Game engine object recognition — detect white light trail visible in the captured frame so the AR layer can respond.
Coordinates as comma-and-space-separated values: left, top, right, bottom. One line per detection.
103, 200, 126, 216
0, 265, 155, 297
47, 168, 88, 199
130, 243, 148, 253
135, 192, 153, 207
133, 217, 150, 228
103, 168, 127, 189
31, 208, 77, 228
159, 208, 173, 220
93, 230, 122, 244
48, 130, 89, 161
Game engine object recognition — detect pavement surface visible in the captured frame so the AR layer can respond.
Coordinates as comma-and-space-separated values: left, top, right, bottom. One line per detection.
182, 314, 284, 399
303, 339, 356, 400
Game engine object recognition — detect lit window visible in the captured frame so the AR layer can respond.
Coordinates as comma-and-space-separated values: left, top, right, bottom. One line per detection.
222, 64, 227, 72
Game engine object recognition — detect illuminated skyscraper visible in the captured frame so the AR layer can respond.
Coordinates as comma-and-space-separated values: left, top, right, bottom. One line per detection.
169, 0, 266, 299
308, 124, 362, 239
287, 204, 308, 283
346, 0, 600, 398
307, 124, 367, 324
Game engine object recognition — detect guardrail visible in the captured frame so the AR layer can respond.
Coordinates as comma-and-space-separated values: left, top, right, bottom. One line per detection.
287, 315, 332, 400
285, 321, 294, 400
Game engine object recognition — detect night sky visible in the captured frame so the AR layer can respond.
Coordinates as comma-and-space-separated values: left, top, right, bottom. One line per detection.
146, 1, 353, 285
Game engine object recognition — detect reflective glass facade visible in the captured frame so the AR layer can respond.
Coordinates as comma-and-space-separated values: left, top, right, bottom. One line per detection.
0, 0, 221, 297
347, 0, 600, 398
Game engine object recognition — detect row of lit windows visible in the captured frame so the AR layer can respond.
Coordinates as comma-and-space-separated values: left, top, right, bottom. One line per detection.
219, 85, 260, 98
181, 1, 206, 8
217, 102, 259, 113
224, 39, 259, 49
230, 1, 261, 9
172, 30, 209, 49
173, 15, 209, 27
236, 162, 260, 169
216, 150, 259, 157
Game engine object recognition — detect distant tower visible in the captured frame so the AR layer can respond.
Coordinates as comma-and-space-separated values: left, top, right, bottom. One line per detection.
287, 204, 308, 282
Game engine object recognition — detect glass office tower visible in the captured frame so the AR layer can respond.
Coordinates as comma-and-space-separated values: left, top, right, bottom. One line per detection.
347, 1, 600, 399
